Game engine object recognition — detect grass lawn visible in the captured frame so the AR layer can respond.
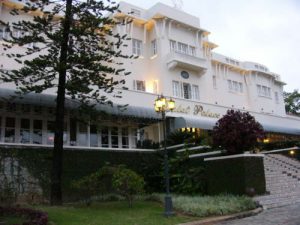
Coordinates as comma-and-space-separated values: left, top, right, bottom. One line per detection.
39, 201, 198, 225
1, 216, 25, 225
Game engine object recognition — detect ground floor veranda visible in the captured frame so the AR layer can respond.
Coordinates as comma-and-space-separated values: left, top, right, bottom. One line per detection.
0, 89, 300, 150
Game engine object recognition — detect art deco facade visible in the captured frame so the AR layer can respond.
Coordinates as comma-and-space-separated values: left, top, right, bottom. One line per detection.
0, 0, 299, 150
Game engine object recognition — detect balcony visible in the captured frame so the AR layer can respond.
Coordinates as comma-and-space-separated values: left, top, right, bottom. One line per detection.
166, 51, 207, 74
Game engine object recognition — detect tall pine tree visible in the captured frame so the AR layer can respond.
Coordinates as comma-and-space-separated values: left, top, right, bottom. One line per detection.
0, 0, 131, 205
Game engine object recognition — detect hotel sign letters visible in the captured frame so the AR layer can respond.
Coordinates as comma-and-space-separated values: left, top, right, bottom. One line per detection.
174, 104, 220, 118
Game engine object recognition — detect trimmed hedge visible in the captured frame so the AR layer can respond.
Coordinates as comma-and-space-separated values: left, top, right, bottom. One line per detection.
0, 148, 163, 201
206, 155, 266, 195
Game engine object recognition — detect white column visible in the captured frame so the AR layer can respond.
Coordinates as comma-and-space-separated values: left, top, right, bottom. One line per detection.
130, 20, 134, 38
153, 20, 160, 39
143, 24, 147, 44
162, 18, 166, 39
168, 20, 173, 38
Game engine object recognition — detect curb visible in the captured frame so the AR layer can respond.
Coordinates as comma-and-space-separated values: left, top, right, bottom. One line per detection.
178, 207, 263, 225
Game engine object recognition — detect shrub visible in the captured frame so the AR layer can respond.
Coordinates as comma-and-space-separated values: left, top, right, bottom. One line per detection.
212, 110, 265, 154
166, 131, 193, 146
72, 164, 116, 205
112, 166, 145, 207
169, 150, 206, 194
0, 206, 48, 225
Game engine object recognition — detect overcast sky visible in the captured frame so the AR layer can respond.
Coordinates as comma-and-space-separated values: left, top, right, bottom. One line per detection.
117, 0, 300, 92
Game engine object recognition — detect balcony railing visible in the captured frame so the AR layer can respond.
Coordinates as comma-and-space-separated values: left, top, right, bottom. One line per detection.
166, 51, 207, 74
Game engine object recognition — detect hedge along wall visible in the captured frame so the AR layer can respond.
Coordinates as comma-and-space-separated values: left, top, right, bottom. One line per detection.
205, 155, 266, 195
0, 148, 163, 201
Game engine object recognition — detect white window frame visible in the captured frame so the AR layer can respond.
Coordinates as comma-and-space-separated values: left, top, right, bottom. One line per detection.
191, 85, 200, 100
170, 40, 176, 52
172, 81, 181, 97
133, 80, 145, 92
151, 39, 157, 56
228, 80, 243, 93
132, 39, 142, 56
178, 42, 189, 54
257, 84, 271, 98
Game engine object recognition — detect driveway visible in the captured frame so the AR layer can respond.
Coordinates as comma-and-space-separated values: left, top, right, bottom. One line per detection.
216, 203, 300, 225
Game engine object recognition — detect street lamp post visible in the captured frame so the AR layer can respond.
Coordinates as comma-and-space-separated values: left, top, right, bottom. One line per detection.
154, 95, 175, 217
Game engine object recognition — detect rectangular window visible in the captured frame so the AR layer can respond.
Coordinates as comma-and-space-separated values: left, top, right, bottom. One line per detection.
151, 39, 157, 55
183, 83, 191, 99
275, 92, 279, 104
228, 80, 243, 93
133, 80, 145, 91
5, 117, 15, 143
78, 123, 88, 146
169, 40, 176, 51
172, 81, 180, 97
20, 118, 30, 144
33, 120, 42, 144
132, 39, 142, 56
257, 85, 271, 98
122, 128, 129, 148
178, 42, 188, 54
90, 124, 98, 147
212, 75, 217, 89
101, 127, 109, 148
191, 85, 200, 100
189, 46, 196, 56
111, 127, 119, 148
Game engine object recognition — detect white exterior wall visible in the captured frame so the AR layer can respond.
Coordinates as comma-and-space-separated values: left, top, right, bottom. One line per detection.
0, 0, 299, 145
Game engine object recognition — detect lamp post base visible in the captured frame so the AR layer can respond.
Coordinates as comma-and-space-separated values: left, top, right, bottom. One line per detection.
164, 195, 174, 217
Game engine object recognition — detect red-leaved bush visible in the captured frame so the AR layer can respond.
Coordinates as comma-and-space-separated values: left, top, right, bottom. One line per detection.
212, 110, 265, 154
0, 206, 48, 225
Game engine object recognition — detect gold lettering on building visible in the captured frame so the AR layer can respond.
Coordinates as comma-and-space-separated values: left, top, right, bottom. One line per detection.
173, 104, 220, 118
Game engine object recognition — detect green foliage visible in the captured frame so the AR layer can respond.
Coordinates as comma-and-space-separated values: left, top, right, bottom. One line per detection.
71, 164, 116, 205
154, 194, 256, 217
284, 90, 300, 115
0, 0, 133, 204
169, 150, 205, 194
112, 166, 145, 207
0, 178, 17, 207
212, 110, 265, 154
206, 156, 266, 195
166, 131, 193, 146
137, 139, 160, 149
0, 1, 130, 102
0, 148, 162, 201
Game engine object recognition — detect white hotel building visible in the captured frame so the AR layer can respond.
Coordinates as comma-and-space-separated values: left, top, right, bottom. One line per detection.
0, 0, 299, 150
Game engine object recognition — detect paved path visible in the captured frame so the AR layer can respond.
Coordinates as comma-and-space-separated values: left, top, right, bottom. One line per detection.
216, 203, 300, 225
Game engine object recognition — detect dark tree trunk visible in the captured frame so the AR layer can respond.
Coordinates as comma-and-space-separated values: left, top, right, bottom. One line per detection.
50, 0, 73, 205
